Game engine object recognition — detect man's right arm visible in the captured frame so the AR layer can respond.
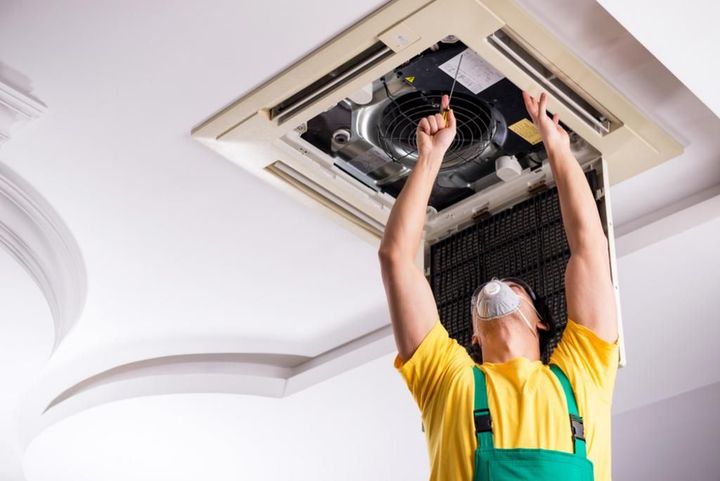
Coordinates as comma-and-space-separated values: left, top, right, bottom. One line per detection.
378, 154, 444, 362
378, 96, 456, 362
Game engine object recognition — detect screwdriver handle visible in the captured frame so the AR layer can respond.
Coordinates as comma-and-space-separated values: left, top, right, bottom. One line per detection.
442, 108, 450, 124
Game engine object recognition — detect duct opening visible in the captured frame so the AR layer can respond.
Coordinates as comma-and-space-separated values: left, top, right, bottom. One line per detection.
295, 35, 600, 212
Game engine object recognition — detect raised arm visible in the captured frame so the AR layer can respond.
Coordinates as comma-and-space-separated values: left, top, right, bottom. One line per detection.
378, 95, 457, 362
523, 91, 618, 344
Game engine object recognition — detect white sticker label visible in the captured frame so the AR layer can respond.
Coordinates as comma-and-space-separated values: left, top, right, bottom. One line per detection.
439, 48, 503, 94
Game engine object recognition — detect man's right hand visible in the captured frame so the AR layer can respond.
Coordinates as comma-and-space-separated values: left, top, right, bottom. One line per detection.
416, 94, 457, 159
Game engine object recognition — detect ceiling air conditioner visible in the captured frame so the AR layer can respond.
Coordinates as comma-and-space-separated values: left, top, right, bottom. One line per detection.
193, 0, 683, 367
192, 0, 680, 245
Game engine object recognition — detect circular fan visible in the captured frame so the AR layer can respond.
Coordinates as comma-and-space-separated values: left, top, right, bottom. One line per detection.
377, 90, 504, 170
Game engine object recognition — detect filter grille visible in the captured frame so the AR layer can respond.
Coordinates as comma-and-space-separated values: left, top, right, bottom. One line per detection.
429, 169, 599, 350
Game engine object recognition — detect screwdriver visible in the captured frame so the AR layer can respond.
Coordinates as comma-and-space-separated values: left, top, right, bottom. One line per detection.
442, 53, 464, 124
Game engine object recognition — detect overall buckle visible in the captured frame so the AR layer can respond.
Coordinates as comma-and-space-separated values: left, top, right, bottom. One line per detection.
474, 408, 493, 433
570, 414, 585, 441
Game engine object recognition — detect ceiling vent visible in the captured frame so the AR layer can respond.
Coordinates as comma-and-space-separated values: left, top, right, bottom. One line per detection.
193, 0, 682, 366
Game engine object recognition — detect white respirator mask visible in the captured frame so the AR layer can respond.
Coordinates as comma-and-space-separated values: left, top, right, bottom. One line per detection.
471, 277, 542, 337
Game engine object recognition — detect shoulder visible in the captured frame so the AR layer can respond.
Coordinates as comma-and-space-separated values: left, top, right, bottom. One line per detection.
394, 318, 473, 411
550, 318, 620, 398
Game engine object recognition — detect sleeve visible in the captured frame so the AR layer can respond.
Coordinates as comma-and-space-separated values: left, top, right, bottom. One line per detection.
549, 318, 620, 401
393, 317, 470, 413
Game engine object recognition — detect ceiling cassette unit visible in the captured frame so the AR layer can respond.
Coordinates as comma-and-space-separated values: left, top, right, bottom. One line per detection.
192, 0, 681, 247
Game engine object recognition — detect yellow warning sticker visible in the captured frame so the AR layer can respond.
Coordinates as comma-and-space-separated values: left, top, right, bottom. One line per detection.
509, 118, 542, 145
404, 76, 415, 84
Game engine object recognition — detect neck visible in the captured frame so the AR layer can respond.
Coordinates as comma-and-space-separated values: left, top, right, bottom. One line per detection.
479, 318, 541, 364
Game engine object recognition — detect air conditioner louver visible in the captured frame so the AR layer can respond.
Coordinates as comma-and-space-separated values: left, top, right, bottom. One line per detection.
265, 160, 384, 239
487, 29, 621, 136
270, 42, 394, 125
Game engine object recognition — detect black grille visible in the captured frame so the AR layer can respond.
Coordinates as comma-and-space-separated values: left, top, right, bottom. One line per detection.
377, 90, 498, 170
429, 169, 600, 348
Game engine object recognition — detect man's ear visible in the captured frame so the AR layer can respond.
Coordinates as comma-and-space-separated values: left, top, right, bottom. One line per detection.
537, 320, 550, 332
471, 332, 480, 346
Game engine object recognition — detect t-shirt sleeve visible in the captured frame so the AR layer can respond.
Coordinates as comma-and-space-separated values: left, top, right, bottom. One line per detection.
549, 318, 620, 400
393, 317, 470, 413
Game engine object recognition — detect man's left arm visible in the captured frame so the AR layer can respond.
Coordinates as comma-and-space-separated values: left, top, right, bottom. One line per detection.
553, 149, 618, 344
523, 92, 618, 344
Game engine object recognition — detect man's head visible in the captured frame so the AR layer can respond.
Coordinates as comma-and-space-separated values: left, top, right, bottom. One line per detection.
469, 277, 566, 364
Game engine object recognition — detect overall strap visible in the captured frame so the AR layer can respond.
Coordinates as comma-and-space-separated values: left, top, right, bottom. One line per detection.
472, 366, 494, 449
549, 364, 587, 457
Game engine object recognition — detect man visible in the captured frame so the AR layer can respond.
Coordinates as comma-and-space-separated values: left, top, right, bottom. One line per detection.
378, 92, 620, 480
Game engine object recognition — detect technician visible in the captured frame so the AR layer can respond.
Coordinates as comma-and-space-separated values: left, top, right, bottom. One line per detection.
378, 92, 620, 481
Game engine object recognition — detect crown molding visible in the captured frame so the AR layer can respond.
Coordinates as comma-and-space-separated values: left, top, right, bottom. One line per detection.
0, 162, 87, 348
0, 80, 46, 145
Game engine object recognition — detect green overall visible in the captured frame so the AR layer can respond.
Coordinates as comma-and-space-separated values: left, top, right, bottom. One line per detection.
472, 364, 594, 481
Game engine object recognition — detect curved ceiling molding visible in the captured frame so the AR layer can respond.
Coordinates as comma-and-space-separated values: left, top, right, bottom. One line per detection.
0, 80, 45, 146
0, 161, 87, 348
22, 324, 394, 445
45, 353, 309, 411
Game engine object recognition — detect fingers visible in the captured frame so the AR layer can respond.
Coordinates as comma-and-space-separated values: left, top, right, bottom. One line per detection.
524, 91, 559, 126
447, 107, 456, 129
418, 117, 430, 135
522, 90, 537, 121
440, 94, 449, 112
538, 92, 548, 118
418, 95, 456, 135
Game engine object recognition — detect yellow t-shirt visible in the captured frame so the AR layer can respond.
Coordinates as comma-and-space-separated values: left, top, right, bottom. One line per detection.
394, 317, 619, 481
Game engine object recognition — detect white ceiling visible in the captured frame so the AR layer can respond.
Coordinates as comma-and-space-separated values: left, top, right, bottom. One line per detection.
0, 249, 52, 481
0, 0, 719, 479
597, 0, 720, 120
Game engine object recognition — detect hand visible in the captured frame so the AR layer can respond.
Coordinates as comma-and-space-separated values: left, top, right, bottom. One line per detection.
522, 91, 570, 156
416, 94, 456, 159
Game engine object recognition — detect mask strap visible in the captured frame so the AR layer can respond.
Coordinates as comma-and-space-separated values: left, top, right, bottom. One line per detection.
517, 308, 538, 337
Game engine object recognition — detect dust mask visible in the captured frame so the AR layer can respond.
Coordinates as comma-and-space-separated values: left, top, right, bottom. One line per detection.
473, 277, 539, 337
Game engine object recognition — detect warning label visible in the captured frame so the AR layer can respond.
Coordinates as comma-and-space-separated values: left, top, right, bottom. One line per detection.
509, 118, 542, 145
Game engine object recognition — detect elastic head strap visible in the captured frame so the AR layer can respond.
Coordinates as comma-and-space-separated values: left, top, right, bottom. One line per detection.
472, 366, 494, 449
549, 364, 587, 457
501, 276, 538, 302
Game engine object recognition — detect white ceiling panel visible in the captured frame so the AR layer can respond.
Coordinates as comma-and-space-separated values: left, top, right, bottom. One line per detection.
598, 0, 720, 120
